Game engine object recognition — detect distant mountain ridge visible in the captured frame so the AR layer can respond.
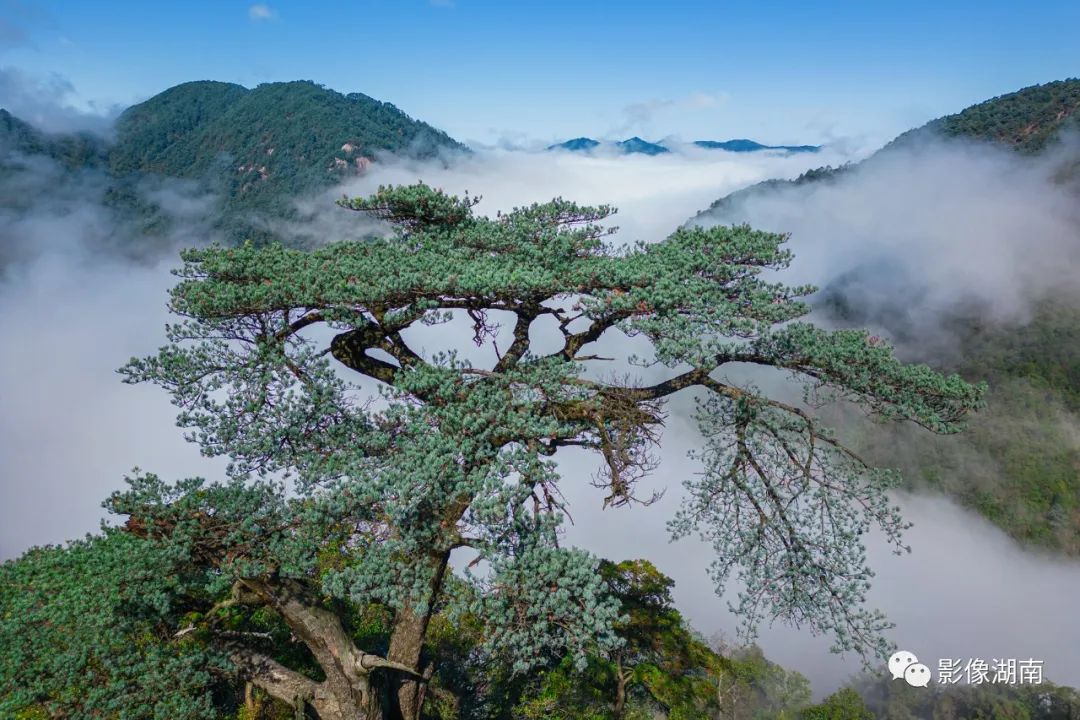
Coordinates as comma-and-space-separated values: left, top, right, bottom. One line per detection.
616, 136, 670, 155
692, 139, 820, 153
547, 135, 820, 155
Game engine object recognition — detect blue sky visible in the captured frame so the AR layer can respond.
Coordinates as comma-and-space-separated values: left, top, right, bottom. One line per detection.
1, 0, 1078, 147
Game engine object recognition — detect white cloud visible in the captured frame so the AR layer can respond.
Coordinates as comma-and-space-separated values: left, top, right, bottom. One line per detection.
616, 90, 730, 137
0, 142, 852, 558
693, 135, 1080, 332
248, 4, 277, 21
686, 90, 724, 108
0, 66, 118, 134
330, 143, 851, 248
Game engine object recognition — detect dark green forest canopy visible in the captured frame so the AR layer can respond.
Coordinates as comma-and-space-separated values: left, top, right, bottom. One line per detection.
2, 80, 468, 246
0, 531, 226, 719
109, 80, 465, 190
0, 109, 110, 170
0, 539, 810, 720
109, 80, 466, 243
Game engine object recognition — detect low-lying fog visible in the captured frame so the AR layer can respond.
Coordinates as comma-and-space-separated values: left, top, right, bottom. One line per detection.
3, 133, 1079, 694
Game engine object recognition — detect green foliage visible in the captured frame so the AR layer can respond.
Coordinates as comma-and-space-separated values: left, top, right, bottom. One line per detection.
0, 531, 226, 719
799, 688, 873, 720
107, 80, 466, 243
691, 78, 1080, 555
600, 559, 680, 651
825, 294, 1080, 554
514, 655, 623, 720
3, 80, 467, 248
601, 560, 725, 718
112, 79, 463, 194
891, 78, 1080, 154
851, 674, 1080, 720
0, 109, 110, 171
695, 79, 1080, 227
699, 78, 1080, 226
692, 163, 852, 222
137, 183, 979, 660
713, 644, 813, 720
510, 560, 815, 720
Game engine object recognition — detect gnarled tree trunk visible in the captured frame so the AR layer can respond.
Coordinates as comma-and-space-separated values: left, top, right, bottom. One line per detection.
614, 658, 629, 720
227, 576, 427, 720
384, 552, 450, 720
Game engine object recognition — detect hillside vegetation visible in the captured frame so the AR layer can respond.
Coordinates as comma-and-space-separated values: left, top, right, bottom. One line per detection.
1, 80, 466, 245
692, 78, 1080, 554
890, 77, 1080, 153
0, 109, 109, 171
111, 80, 464, 206
693, 78, 1080, 223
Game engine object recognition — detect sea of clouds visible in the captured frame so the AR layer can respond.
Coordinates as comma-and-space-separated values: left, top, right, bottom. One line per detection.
3, 118, 1080, 696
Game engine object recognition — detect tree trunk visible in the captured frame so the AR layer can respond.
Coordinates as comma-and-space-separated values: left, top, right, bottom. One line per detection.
226, 551, 456, 720
614, 659, 628, 720
385, 552, 450, 720
233, 577, 387, 720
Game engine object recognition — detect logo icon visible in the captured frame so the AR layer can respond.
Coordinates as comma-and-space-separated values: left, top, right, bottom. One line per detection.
889, 650, 928, 686
888, 650, 918, 680
904, 663, 932, 687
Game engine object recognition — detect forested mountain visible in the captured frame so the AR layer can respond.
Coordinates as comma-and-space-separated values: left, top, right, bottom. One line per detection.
616, 136, 670, 155
548, 136, 601, 151
693, 78, 1080, 222
889, 77, 1080, 154
3, 74, 1080, 718
547, 135, 671, 154
690, 78, 1080, 554
0, 80, 467, 245
0, 109, 109, 170
110, 80, 464, 209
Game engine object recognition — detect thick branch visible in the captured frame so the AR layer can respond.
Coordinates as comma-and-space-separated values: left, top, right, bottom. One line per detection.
357, 653, 427, 677
494, 303, 543, 372
330, 326, 399, 383
239, 577, 371, 708
230, 647, 321, 708
559, 309, 634, 360
274, 310, 325, 341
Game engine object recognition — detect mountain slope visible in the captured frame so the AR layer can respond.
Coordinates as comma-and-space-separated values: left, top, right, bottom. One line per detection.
547, 137, 601, 152
1, 80, 467, 246
693, 78, 1080, 223
617, 136, 669, 155
111, 80, 464, 190
689, 78, 1080, 555
108, 80, 466, 242
0, 109, 109, 171
889, 77, 1080, 154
